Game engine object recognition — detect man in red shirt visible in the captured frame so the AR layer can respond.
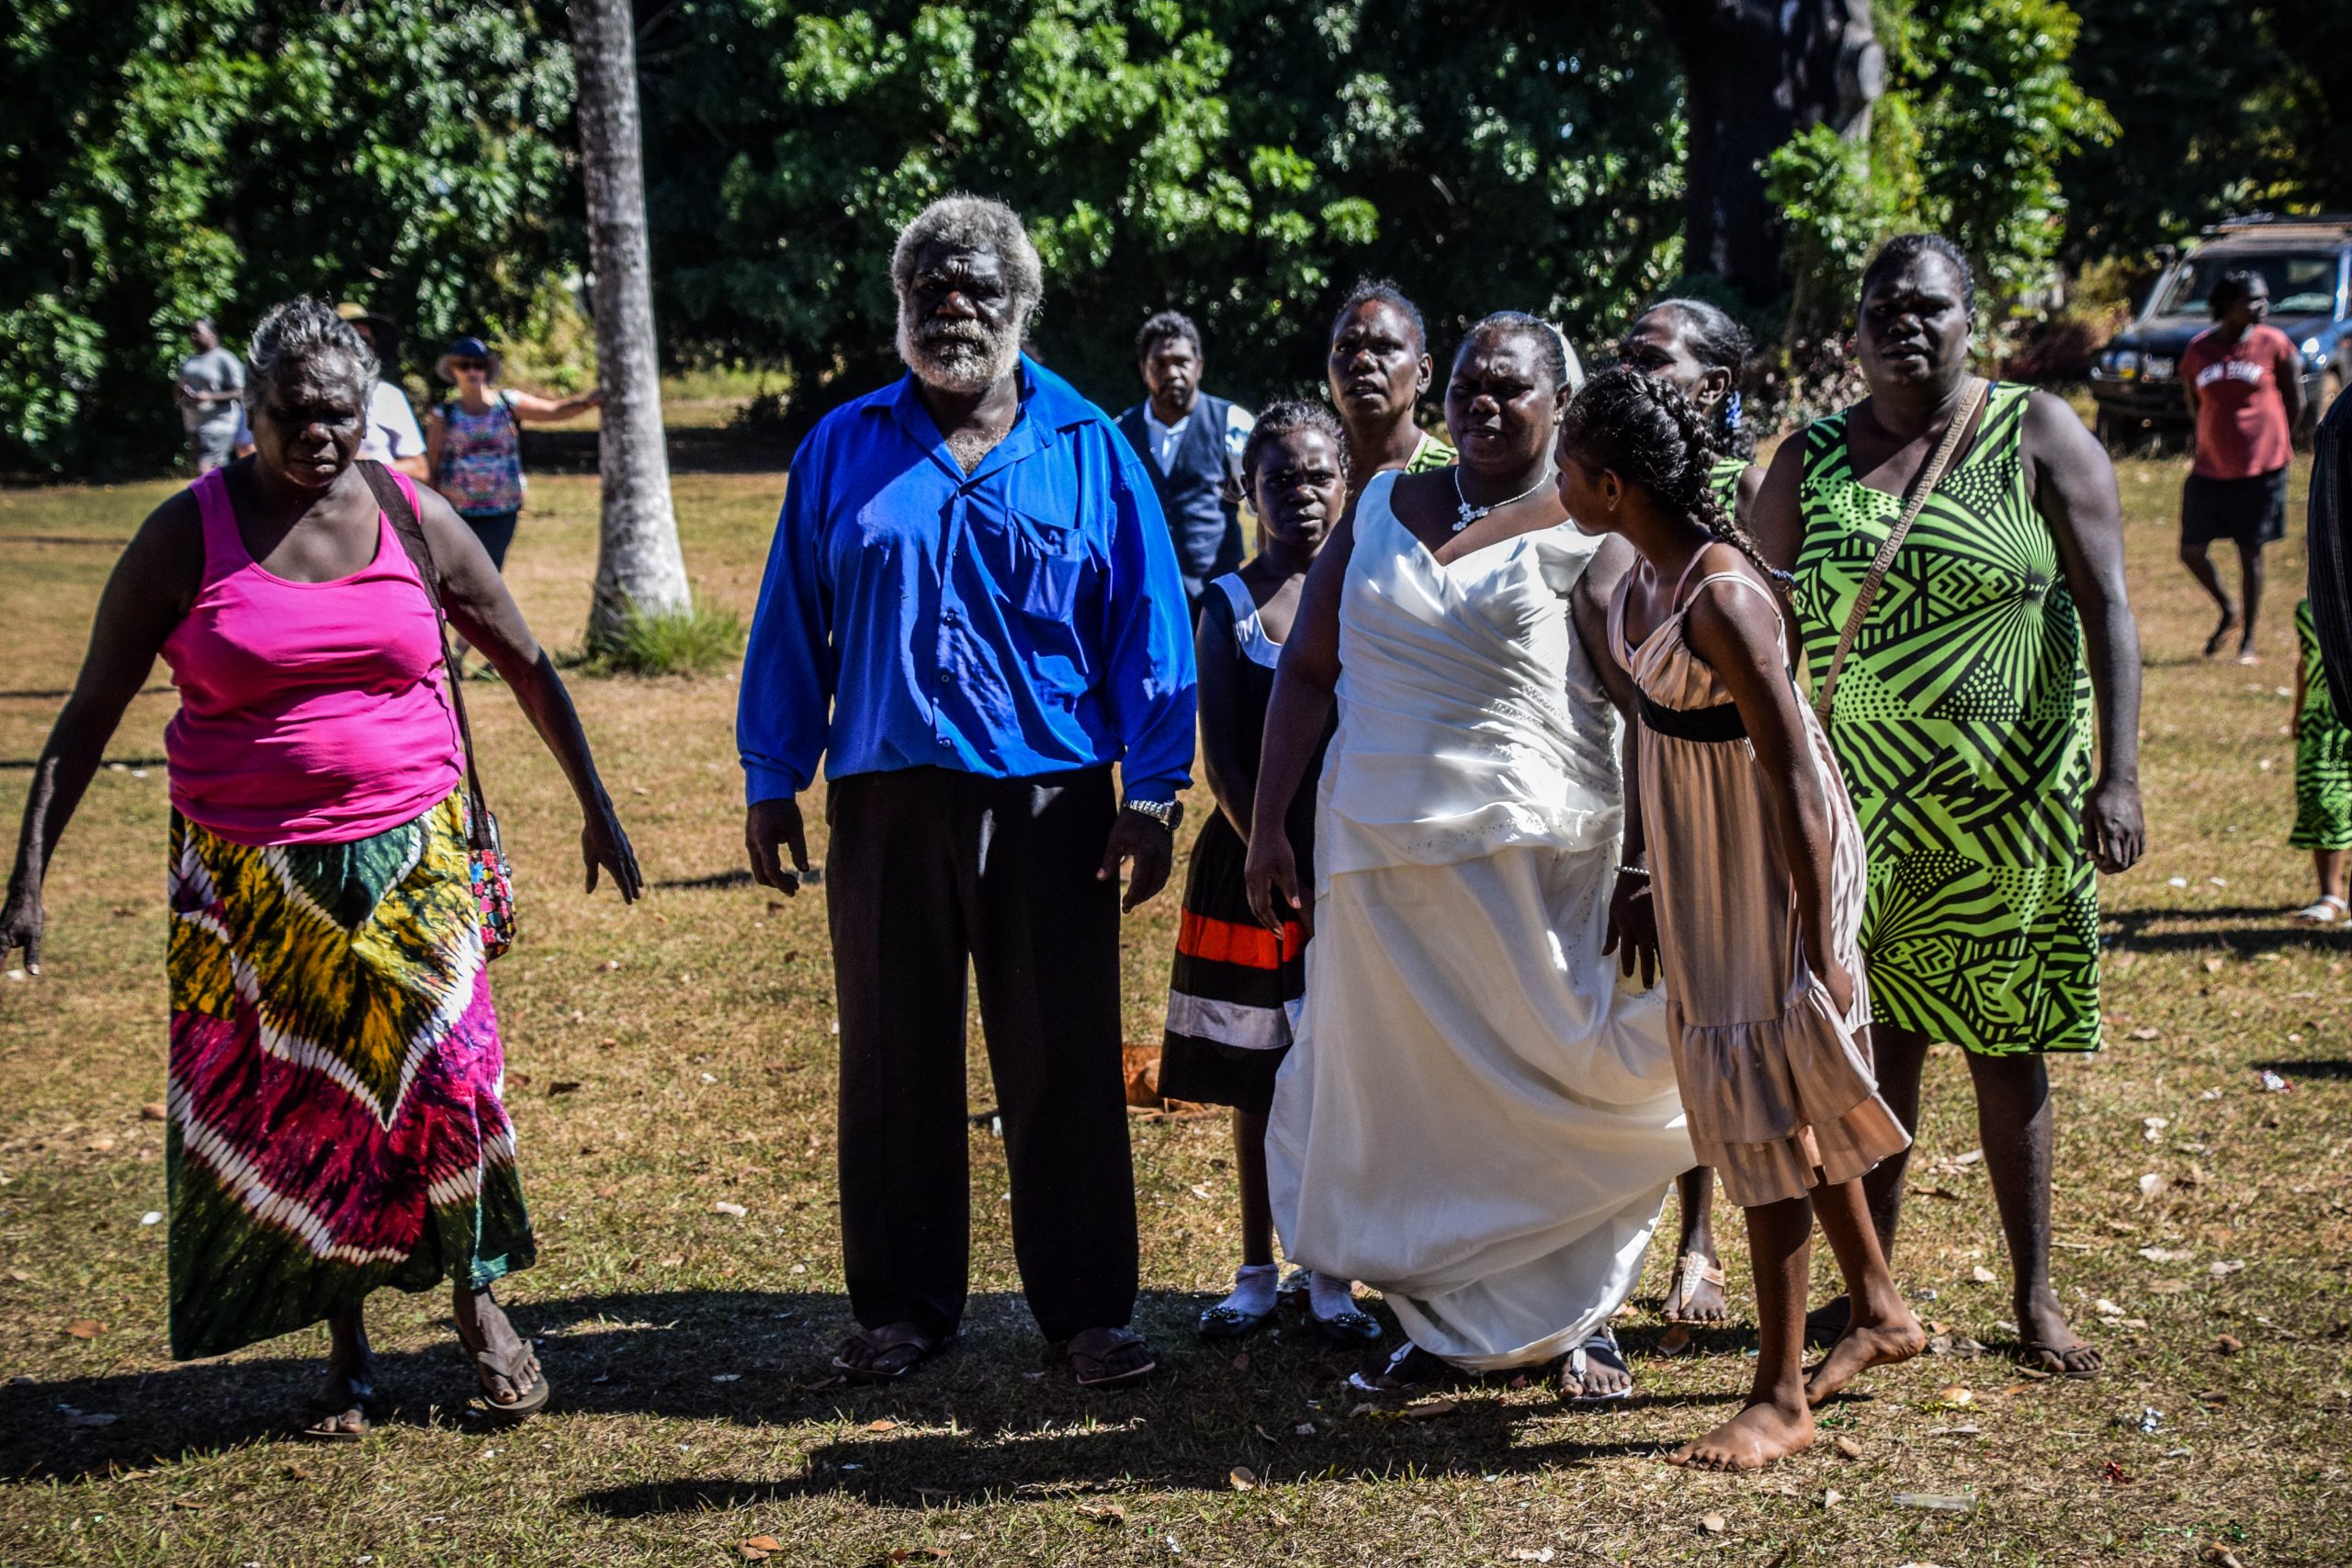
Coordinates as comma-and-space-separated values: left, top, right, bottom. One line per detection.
2180, 268, 2305, 663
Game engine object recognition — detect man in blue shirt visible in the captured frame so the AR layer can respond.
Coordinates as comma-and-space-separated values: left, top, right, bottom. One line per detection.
740, 195, 1196, 1390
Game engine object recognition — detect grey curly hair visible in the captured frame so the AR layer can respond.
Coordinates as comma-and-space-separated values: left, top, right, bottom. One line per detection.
889, 195, 1044, 327
243, 296, 376, 414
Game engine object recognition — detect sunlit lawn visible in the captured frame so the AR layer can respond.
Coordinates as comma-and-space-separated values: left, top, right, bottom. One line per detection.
0, 426, 2346, 1565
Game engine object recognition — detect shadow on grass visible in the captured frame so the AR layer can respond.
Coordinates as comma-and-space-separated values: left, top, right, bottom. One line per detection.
2103, 904, 2352, 956
2251, 1058, 2352, 1080
1, 1288, 1730, 1491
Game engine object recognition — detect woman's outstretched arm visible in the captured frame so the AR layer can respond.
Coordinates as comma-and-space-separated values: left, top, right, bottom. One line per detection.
1243, 506, 1357, 934
413, 483, 641, 903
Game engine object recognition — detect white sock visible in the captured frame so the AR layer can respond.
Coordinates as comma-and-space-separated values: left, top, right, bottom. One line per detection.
1219, 1263, 1279, 1318
1308, 1271, 1357, 1320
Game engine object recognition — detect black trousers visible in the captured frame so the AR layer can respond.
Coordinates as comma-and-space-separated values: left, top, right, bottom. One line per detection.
825, 764, 1136, 1344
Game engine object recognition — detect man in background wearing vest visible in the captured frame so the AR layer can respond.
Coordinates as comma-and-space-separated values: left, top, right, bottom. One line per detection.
1117, 311, 1254, 626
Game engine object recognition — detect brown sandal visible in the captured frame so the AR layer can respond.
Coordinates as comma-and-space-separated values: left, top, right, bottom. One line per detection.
1662, 1251, 1727, 1323
1062, 1326, 1156, 1389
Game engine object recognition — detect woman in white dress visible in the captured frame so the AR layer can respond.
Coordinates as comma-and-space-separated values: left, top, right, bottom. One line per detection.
1245, 314, 1692, 1395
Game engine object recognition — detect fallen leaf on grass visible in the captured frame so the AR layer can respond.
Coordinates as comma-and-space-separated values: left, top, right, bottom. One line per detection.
62, 1319, 104, 1339
170, 1496, 204, 1511
1699, 1512, 1726, 1534
866, 1418, 898, 1433
1657, 1324, 1693, 1357
2148, 1279, 2193, 1295
2212, 1334, 2244, 1356
2129, 1026, 2162, 1041
713, 1201, 747, 1217
1400, 1398, 1463, 1420
1509, 1550, 1556, 1562
2101, 1460, 2136, 1487
2138, 1173, 2168, 1199
2204, 1545, 2245, 1568
548, 1081, 582, 1097
1076, 1504, 1125, 1528
741, 1537, 783, 1560
2137, 1247, 2193, 1262
1294, 1423, 1315, 1437
1969, 1266, 1996, 1284
1228, 1465, 1258, 1491
2209, 1258, 2245, 1277
1936, 1385, 1975, 1407
1833, 1435, 1863, 1459
140, 1102, 165, 1122
1823, 1488, 1843, 1507
2201, 956, 2225, 975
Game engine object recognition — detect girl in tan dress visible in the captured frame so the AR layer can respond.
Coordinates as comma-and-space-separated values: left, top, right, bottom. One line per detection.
1556, 367, 1925, 1471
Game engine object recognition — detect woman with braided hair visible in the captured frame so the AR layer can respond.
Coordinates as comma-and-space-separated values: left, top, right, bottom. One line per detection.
1611, 298, 1766, 1323
1559, 366, 1921, 1471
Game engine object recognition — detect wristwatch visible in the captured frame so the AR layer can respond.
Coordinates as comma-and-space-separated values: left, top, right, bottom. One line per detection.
1123, 796, 1184, 833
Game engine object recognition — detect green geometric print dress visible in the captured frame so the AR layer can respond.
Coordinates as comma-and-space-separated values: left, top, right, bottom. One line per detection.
2291, 599, 2352, 851
1792, 383, 2101, 1055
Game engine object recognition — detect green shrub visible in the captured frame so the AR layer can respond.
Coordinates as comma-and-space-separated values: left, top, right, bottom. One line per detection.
581, 596, 747, 679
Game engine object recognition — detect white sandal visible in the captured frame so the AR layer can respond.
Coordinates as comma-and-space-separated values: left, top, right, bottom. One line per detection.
2290, 895, 2347, 925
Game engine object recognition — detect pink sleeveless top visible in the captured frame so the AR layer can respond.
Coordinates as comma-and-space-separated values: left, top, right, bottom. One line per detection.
161, 468, 464, 845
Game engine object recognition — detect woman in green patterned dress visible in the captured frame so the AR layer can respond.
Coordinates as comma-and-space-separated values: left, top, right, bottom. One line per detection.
1753, 234, 2145, 1381
1611, 295, 1770, 1326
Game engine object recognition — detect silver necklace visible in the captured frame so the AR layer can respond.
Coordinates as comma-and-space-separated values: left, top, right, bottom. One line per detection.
1451, 467, 1550, 533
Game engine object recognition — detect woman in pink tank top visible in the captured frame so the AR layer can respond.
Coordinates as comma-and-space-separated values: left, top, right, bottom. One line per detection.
1, 299, 641, 1439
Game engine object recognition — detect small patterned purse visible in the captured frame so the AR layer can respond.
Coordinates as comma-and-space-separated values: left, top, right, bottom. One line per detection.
363, 462, 517, 960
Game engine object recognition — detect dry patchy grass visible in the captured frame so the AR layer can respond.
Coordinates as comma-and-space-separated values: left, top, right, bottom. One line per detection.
0, 442, 2346, 1566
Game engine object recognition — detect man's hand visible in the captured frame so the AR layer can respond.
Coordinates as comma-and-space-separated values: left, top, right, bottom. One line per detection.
746, 796, 811, 894
2085, 773, 2145, 875
1099, 810, 1172, 913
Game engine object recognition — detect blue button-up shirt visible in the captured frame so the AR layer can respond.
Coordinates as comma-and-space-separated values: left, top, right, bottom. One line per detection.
739, 357, 1198, 806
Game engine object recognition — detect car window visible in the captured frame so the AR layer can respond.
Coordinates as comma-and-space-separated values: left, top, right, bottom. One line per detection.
2152, 252, 2341, 317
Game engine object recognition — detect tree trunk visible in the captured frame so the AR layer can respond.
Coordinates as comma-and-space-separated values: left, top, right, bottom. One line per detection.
571, 0, 691, 646
1655, 0, 1883, 304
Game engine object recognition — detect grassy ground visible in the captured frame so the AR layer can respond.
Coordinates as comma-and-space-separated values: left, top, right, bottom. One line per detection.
0, 431, 2346, 1567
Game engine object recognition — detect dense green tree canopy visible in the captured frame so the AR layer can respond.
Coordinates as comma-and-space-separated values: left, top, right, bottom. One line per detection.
636, 0, 1685, 421
7, 0, 2346, 474
1, 0, 575, 473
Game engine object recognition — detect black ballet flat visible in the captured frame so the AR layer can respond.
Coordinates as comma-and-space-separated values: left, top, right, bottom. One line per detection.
1312, 1305, 1385, 1346
1196, 1302, 1277, 1340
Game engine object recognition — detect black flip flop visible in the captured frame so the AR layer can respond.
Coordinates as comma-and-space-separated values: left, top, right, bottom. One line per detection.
471, 1337, 552, 1423
832, 1324, 952, 1384
1063, 1326, 1156, 1389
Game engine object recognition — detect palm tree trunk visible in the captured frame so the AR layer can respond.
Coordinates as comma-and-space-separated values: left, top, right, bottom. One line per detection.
571, 0, 690, 646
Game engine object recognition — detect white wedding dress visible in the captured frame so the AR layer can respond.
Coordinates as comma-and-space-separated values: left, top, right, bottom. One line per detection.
1265, 471, 1691, 1371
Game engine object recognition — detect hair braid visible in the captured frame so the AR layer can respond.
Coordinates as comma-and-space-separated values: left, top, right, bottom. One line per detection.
1562, 366, 1789, 586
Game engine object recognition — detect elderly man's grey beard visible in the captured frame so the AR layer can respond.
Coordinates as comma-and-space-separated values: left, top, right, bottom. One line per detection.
897, 301, 1023, 394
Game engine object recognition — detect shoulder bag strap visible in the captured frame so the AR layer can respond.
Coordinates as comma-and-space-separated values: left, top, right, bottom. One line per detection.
1812, 376, 1989, 720
358, 460, 492, 842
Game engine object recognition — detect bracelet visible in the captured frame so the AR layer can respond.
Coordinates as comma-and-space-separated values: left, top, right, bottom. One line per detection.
1615, 864, 1651, 882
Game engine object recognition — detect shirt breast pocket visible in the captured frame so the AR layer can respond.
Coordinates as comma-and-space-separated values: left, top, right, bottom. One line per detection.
1008, 512, 1087, 623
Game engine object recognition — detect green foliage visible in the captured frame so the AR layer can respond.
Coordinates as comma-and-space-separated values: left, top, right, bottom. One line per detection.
581, 595, 749, 679
1765, 0, 2112, 335
0, 1, 576, 475
2062, 0, 2352, 258
637, 0, 1686, 416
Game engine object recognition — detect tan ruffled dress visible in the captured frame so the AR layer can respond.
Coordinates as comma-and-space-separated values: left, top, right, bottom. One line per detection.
1610, 560, 1909, 1208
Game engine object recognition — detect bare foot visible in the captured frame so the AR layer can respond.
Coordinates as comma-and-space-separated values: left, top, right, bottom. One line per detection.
2017, 1291, 2101, 1380
2204, 609, 2240, 658
1804, 1308, 1928, 1405
1670, 1398, 1816, 1472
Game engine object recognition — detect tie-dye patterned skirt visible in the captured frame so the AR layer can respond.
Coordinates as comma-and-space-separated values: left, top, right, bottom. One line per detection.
164, 790, 533, 1360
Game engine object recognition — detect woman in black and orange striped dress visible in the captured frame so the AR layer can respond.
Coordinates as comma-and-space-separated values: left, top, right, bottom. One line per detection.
1162, 400, 1377, 1346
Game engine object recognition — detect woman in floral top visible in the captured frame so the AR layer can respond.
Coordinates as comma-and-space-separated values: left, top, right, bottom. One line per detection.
425, 336, 601, 571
